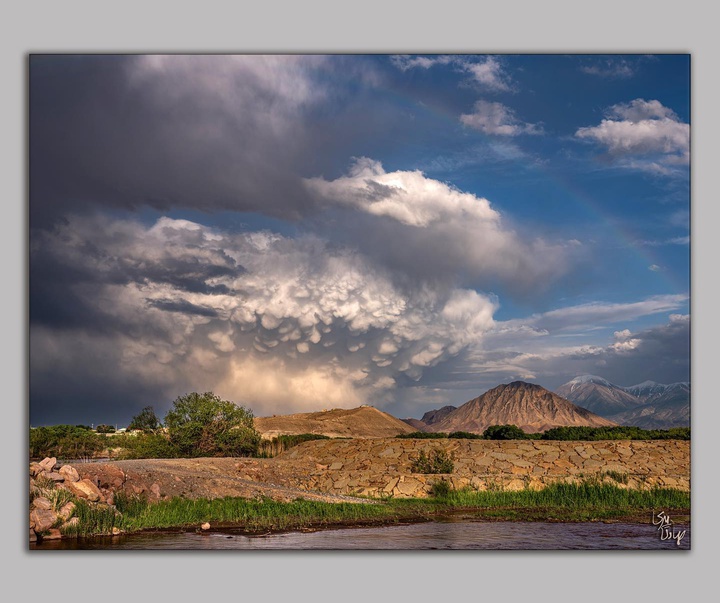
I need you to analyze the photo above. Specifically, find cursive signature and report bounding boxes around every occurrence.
[652,511,686,546]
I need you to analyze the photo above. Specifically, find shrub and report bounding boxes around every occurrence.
[164,392,261,457]
[482,424,529,440]
[430,480,452,498]
[448,431,482,439]
[540,426,690,441]
[257,433,330,457]
[30,425,104,459]
[95,424,115,434]
[396,431,448,439]
[112,432,178,459]
[411,449,455,474]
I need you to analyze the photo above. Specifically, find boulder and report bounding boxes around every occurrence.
[44,472,65,482]
[201,522,211,530]
[30,463,43,477]
[38,457,58,472]
[59,465,80,483]
[32,497,53,511]
[30,508,58,533]
[77,465,125,489]
[29,529,37,543]
[58,501,76,521]
[65,479,102,502]
[43,529,63,540]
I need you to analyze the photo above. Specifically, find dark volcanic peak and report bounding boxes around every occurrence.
[428,381,616,435]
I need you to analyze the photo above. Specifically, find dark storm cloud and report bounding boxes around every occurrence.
[567,315,690,386]
[30,218,243,330]
[30,55,372,228]
[146,298,219,317]
[485,314,691,390]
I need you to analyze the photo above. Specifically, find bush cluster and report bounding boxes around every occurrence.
[32,392,263,460]
[410,449,455,474]
[30,425,104,460]
[396,424,690,441]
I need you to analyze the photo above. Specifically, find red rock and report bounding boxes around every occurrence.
[30,508,58,533]
[59,465,80,483]
[32,497,53,511]
[38,457,58,472]
[65,479,102,502]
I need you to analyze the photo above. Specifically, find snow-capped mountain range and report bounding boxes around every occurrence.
[555,375,689,429]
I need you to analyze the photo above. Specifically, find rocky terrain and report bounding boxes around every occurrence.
[425,381,616,434]
[254,405,416,439]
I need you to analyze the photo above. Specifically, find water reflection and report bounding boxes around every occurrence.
[32,518,691,551]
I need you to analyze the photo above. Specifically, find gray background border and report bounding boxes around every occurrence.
[3,1,716,601]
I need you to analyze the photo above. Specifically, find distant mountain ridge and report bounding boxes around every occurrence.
[554,375,690,429]
[425,381,616,434]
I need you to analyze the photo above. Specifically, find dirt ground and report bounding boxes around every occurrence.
[70,456,370,504]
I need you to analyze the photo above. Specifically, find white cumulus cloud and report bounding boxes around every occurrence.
[460,100,543,136]
[304,158,570,291]
[575,99,689,175]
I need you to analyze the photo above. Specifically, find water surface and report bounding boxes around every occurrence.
[32,518,690,550]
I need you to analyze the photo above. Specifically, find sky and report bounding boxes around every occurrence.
[29,54,690,426]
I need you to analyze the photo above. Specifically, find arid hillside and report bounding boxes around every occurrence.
[428,381,616,434]
[254,405,417,439]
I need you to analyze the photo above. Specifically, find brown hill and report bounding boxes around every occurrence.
[421,405,457,426]
[428,381,617,434]
[401,417,429,431]
[254,406,417,439]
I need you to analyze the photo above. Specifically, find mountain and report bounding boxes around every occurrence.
[555,375,640,416]
[555,376,690,429]
[421,405,457,425]
[624,381,690,405]
[607,399,690,430]
[427,381,616,434]
[401,418,429,431]
[608,382,690,429]
[400,405,458,432]
[254,406,417,439]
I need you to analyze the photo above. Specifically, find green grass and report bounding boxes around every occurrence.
[65,480,690,537]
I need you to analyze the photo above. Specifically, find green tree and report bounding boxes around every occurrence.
[163,392,260,457]
[95,424,115,433]
[127,406,162,432]
[482,424,529,440]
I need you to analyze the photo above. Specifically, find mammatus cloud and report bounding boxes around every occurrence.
[575,99,689,175]
[391,55,514,91]
[31,216,500,419]
[460,100,543,136]
[304,158,570,291]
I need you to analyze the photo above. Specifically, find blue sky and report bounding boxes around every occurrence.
[29,54,690,424]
